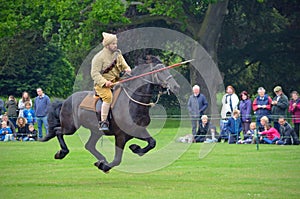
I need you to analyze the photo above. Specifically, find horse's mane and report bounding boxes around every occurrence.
[123,55,163,78]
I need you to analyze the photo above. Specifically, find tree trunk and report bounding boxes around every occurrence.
[190,0,229,124]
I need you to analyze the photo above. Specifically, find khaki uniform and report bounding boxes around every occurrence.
[91,47,130,103]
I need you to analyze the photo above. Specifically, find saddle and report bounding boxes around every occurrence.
[79,87,121,112]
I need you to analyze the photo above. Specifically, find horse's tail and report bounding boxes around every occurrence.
[39,100,63,142]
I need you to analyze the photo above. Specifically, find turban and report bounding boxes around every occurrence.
[102,32,117,46]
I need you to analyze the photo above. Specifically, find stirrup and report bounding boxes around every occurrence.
[99,121,109,132]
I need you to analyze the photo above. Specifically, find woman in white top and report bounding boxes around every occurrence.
[221,85,239,119]
[18,91,32,117]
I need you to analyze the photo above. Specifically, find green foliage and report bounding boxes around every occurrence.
[218,0,300,95]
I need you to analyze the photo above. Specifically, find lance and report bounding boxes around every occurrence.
[113,59,194,85]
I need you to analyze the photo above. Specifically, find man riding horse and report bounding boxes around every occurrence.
[91,32,131,131]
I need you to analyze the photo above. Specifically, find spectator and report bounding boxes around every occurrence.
[0,114,16,136]
[221,85,239,119]
[227,109,243,144]
[34,88,50,138]
[288,91,300,138]
[252,87,272,129]
[239,91,252,134]
[271,86,289,132]
[16,117,29,141]
[5,95,18,127]
[259,124,280,144]
[276,116,299,145]
[194,115,217,143]
[187,85,208,136]
[27,124,38,141]
[239,122,257,144]
[0,98,5,115]
[23,102,35,124]
[258,116,269,132]
[0,121,14,141]
[18,91,32,118]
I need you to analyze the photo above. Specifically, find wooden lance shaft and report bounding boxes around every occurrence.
[113,59,194,85]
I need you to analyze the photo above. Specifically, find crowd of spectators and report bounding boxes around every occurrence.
[0,88,49,142]
[187,84,299,145]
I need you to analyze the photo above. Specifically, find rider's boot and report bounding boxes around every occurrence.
[99,102,111,132]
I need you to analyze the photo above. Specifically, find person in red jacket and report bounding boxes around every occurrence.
[289,91,300,138]
[252,87,273,129]
[259,124,280,144]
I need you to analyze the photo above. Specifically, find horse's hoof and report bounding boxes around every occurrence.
[54,150,69,159]
[94,160,111,173]
[129,144,144,156]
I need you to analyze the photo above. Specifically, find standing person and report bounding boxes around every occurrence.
[226,109,243,144]
[221,85,239,119]
[23,102,35,124]
[34,88,50,138]
[91,32,131,131]
[187,85,208,136]
[0,97,5,115]
[288,91,300,138]
[252,87,272,129]
[271,86,288,132]
[239,91,252,134]
[5,95,18,127]
[18,91,32,118]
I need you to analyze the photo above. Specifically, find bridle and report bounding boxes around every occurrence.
[120,64,172,107]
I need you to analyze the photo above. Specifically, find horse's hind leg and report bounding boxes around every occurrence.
[85,131,108,163]
[54,128,69,159]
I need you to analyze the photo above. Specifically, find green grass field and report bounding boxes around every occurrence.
[0,120,299,199]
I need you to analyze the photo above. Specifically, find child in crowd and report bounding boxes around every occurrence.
[227,109,243,144]
[23,102,35,124]
[26,124,37,141]
[238,122,257,144]
[16,117,29,141]
[0,121,14,141]
[259,124,280,144]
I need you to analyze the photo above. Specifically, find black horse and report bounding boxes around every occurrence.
[41,62,180,173]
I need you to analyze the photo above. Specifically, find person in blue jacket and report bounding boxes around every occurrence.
[227,109,243,144]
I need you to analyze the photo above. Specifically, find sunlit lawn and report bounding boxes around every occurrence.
[0,120,299,199]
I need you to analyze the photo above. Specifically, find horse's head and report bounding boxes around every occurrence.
[150,63,180,94]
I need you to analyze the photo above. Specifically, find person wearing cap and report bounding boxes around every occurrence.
[91,32,131,131]
[271,86,288,132]
[252,87,272,129]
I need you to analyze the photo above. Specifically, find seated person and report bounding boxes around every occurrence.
[16,117,29,141]
[276,116,299,145]
[26,124,38,141]
[226,110,242,144]
[239,122,257,144]
[258,124,280,144]
[0,121,14,141]
[194,115,217,143]
[0,114,16,136]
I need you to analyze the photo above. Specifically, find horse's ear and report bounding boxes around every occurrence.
[151,56,162,64]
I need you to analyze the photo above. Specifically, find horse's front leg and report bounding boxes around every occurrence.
[129,129,156,156]
[95,133,131,173]
[85,131,108,163]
